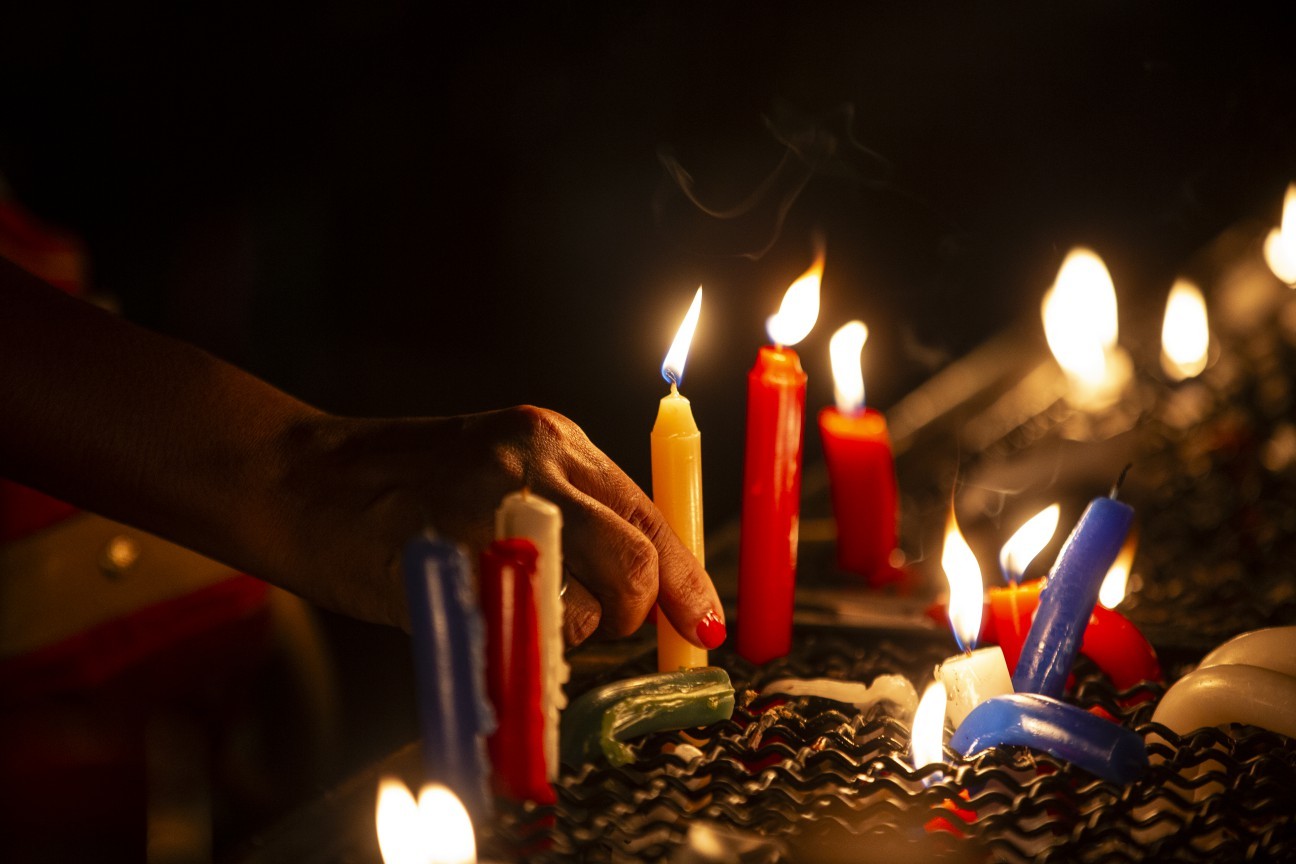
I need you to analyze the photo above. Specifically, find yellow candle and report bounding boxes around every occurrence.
[652,287,707,672]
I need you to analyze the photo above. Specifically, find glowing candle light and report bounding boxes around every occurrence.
[1263,182,1296,286]
[652,287,720,671]
[998,504,1060,586]
[1161,279,1210,381]
[737,251,822,664]
[817,320,901,587]
[1098,526,1137,610]
[1041,247,1131,409]
[931,502,1159,696]
[376,779,477,864]
[910,681,948,777]
[936,510,1013,728]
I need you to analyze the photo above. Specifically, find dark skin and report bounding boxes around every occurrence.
[0,255,724,649]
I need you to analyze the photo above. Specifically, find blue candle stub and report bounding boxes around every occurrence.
[1013,495,1133,697]
[402,529,496,819]
[950,693,1147,784]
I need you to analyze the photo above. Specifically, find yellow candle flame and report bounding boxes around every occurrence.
[998,503,1060,585]
[766,250,823,347]
[1160,278,1209,381]
[662,286,703,387]
[911,681,947,772]
[1042,247,1120,389]
[376,779,476,864]
[829,320,869,414]
[1098,528,1138,609]
[1264,182,1296,285]
[942,508,984,653]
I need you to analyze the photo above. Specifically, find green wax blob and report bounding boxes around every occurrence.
[560,666,735,767]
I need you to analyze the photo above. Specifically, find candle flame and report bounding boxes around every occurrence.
[766,250,823,347]
[662,287,703,387]
[942,508,984,653]
[829,320,869,414]
[1041,247,1121,391]
[1161,279,1209,381]
[911,681,947,774]
[1098,526,1138,609]
[376,779,476,864]
[1263,182,1296,285]
[998,504,1060,585]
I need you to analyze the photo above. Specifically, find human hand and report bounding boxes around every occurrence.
[279,406,725,649]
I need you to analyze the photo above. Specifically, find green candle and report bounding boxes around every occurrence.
[560,667,735,767]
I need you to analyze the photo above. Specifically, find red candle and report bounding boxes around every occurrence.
[934,579,1162,697]
[478,538,554,804]
[738,253,822,664]
[817,320,900,587]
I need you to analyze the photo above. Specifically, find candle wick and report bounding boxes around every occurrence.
[1109,462,1134,499]
[670,381,679,396]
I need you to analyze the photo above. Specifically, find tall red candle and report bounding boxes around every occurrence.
[478,538,553,804]
[818,320,899,587]
[738,253,821,664]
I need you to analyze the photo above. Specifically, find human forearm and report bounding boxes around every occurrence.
[0,256,323,593]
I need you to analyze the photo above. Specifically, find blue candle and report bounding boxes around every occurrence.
[950,693,1147,784]
[1012,494,1133,697]
[402,529,496,819]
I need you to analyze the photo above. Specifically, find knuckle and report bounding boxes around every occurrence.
[513,404,569,440]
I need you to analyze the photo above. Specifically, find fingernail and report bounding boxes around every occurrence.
[695,610,726,650]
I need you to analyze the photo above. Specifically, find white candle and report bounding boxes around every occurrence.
[938,508,1014,729]
[937,647,1013,729]
[1150,664,1296,740]
[1151,625,1296,740]
[495,490,567,782]
[1197,625,1296,677]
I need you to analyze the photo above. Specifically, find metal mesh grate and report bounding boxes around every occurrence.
[490,635,1296,862]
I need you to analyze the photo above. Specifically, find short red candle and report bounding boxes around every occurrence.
[738,345,807,664]
[941,580,1161,698]
[479,538,554,804]
[928,580,1161,697]
[986,579,1046,677]
[817,406,900,587]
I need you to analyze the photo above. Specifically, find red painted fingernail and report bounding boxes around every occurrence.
[695,610,727,650]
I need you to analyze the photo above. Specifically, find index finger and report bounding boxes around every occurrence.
[562,440,726,651]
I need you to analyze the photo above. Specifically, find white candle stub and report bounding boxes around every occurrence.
[495,490,568,783]
[937,646,1014,729]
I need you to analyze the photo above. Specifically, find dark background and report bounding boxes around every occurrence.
[3,1,1296,854]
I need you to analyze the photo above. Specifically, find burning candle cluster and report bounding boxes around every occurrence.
[373,183,1296,860]
[916,478,1159,785]
[738,248,903,663]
